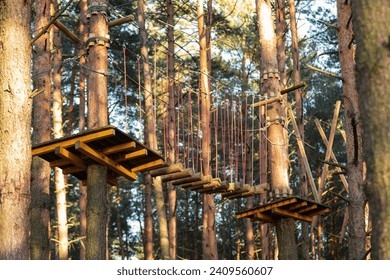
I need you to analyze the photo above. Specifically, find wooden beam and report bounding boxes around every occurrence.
[254,212,274,223]
[101,141,136,155]
[50,158,71,168]
[314,118,349,193]
[131,159,166,173]
[54,20,80,44]
[32,128,116,156]
[281,82,307,94]
[55,146,86,169]
[108,15,134,28]
[171,172,202,186]
[251,96,283,108]
[161,169,193,183]
[117,149,148,162]
[319,101,341,195]
[297,205,318,214]
[287,201,308,211]
[179,175,213,189]
[272,207,313,223]
[62,166,85,175]
[288,107,320,202]
[75,141,137,181]
[149,163,184,177]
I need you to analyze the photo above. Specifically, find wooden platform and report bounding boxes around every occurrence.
[236,196,330,223]
[32,126,166,184]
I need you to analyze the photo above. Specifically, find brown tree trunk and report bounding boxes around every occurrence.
[288,0,309,259]
[197,0,218,260]
[337,0,366,260]
[138,0,155,260]
[166,0,177,260]
[351,0,390,259]
[31,0,52,260]
[52,1,68,259]
[86,0,109,260]
[256,0,297,260]
[0,0,32,260]
[78,0,88,260]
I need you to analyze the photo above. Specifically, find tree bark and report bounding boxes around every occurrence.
[78,0,88,260]
[138,0,155,260]
[86,0,109,260]
[52,2,68,259]
[256,0,297,260]
[288,0,309,259]
[351,0,390,260]
[166,0,177,260]
[0,0,32,260]
[31,0,52,260]
[197,0,218,260]
[337,0,366,260]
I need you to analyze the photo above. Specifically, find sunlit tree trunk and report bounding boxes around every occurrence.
[0,0,32,260]
[351,0,390,260]
[86,0,109,260]
[197,0,218,260]
[31,0,52,260]
[256,0,297,260]
[52,0,68,259]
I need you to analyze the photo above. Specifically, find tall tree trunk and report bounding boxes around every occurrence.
[288,0,309,259]
[166,0,177,260]
[78,0,88,260]
[337,0,365,260]
[31,0,52,260]
[241,37,255,260]
[138,0,156,260]
[0,0,32,260]
[351,0,390,259]
[256,0,297,260]
[86,0,109,260]
[52,1,68,259]
[197,0,218,260]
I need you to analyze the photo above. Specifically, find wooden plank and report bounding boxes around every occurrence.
[32,128,116,156]
[161,169,193,182]
[272,207,313,223]
[101,141,136,155]
[236,198,298,219]
[149,163,184,177]
[319,100,341,195]
[287,201,308,211]
[117,149,148,162]
[288,107,320,203]
[297,205,318,214]
[131,159,166,173]
[75,141,137,181]
[314,118,349,193]
[179,175,212,189]
[171,172,202,186]
[254,212,274,223]
[55,146,86,169]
